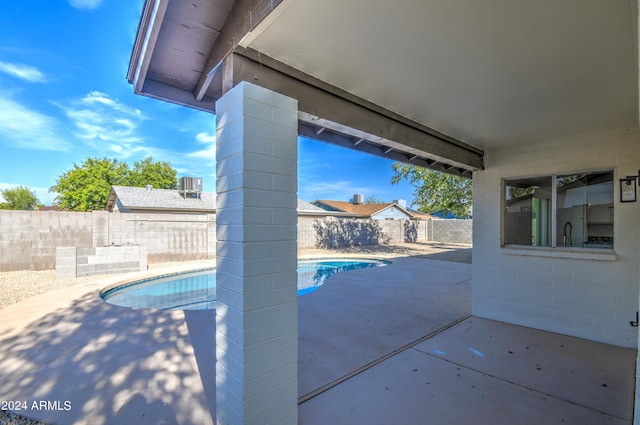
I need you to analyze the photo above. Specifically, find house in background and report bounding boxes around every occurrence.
[107,185,336,218]
[312,195,429,220]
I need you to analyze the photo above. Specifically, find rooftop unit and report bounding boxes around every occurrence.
[179,177,202,199]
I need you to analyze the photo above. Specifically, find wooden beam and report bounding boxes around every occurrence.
[194,62,222,102]
[193,0,284,100]
[298,123,472,178]
[231,48,484,171]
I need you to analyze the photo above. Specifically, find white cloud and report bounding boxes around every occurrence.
[80,91,144,118]
[195,132,216,144]
[0,61,46,83]
[0,97,70,151]
[67,0,103,10]
[188,132,216,162]
[62,92,145,154]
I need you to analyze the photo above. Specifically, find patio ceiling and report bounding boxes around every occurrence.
[128,0,638,176]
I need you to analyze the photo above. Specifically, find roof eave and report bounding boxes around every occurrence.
[126,0,168,94]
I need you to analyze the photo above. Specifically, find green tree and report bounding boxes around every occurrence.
[128,157,178,190]
[51,157,129,211]
[0,185,40,210]
[391,163,472,218]
[50,156,178,211]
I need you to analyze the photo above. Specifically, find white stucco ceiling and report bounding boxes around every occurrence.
[245,0,638,150]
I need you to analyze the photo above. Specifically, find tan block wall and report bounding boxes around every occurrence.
[0,210,215,271]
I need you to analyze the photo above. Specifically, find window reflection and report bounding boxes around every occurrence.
[556,172,613,248]
[504,171,613,249]
[504,177,552,246]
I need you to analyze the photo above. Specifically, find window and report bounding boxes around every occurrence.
[504,171,614,249]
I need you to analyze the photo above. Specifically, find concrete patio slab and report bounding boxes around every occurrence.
[413,317,635,420]
[299,317,636,425]
[298,257,471,398]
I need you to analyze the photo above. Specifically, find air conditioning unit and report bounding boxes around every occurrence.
[179,177,202,197]
[352,194,364,204]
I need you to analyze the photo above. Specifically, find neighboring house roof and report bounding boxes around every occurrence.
[312,200,428,219]
[107,186,341,216]
[313,200,394,217]
[106,186,216,213]
[297,199,339,216]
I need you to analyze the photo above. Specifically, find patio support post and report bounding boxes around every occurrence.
[215,82,299,425]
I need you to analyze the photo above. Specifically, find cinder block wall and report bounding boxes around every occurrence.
[473,127,640,348]
[430,219,472,245]
[297,216,468,249]
[56,245,148,278]
[103,212,216,263]
[1,211,467,270]
[0,210,215,271]
[0,210,93,271]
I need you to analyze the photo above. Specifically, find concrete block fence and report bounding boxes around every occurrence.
[297,216,472,249]
[56,245,148,278]
[0,210,470,271]
[0,210,216,272]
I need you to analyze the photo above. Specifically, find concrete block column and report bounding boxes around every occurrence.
[215,82,298,425]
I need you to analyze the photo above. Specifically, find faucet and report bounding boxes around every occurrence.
[563,222,572,247]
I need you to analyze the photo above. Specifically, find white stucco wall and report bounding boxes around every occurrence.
[472,128,640,348]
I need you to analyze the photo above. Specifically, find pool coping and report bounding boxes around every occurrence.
[99,256,392,308]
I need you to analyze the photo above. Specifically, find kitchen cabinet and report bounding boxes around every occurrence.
[586,204,613,224]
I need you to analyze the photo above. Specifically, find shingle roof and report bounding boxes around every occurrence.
[107,186,216,212]
[313,200,435,219]
[297,199,332,215]
[107,186,336,216]
[313,200,393,216]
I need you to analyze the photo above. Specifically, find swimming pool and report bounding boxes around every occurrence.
[101,258,389,310]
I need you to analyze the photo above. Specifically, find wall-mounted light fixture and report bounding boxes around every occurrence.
[620,173,638,202]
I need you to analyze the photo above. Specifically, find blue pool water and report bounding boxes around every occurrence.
[101,259,389,310]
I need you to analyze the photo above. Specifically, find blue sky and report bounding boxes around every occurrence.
[0,0,416,207]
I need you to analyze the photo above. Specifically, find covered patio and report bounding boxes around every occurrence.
[0,253,634,424]
[126,0,640,424]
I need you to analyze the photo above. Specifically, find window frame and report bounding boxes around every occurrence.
[501,169,615,252]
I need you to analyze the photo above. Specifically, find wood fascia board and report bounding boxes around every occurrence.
[142,80,216,113]
[193,0,284,100]
[227,48,484,171]
[127,0,169,94]
[298,119,474,177]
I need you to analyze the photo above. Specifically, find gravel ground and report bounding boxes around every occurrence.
[0,242,470,425]
[0,261,207,310]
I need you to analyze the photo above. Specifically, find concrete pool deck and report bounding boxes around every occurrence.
[0,254,636,424]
